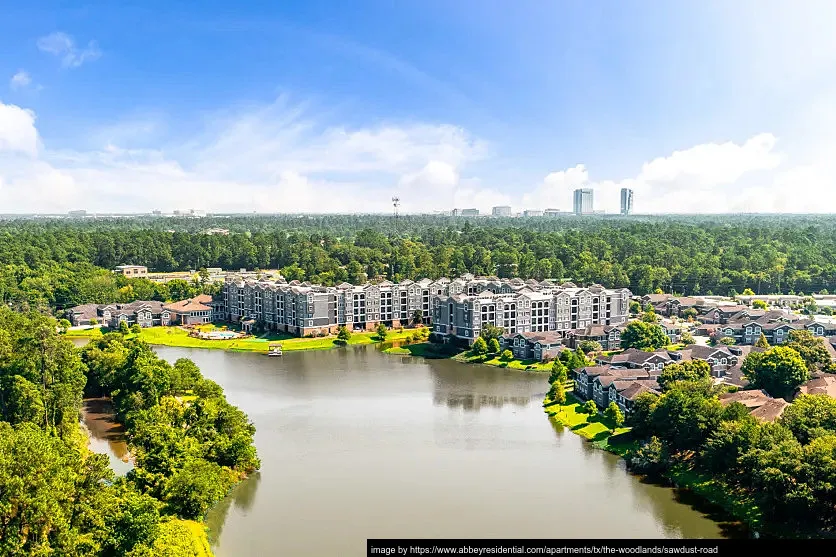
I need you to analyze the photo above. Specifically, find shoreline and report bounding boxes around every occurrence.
[66,325,428,353]
[542,392,762,537]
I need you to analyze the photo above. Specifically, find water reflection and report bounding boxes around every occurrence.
[81,397,133,476]
[206,472,262,546]
[149,345,730,556]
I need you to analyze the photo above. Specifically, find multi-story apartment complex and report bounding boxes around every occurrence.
[432,279,630,343]
[491,206,512,217]
[221,276,441,336]
[219,274,631,341]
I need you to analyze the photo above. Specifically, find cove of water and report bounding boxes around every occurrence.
[139,345,739,556]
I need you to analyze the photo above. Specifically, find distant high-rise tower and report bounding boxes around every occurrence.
[573,188,594,215]
[620,188,634,215]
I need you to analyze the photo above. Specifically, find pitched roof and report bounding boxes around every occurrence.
[604,348,671,365]
[164,297,213,312]
[619,382,661,401]
[749,399,790,422]
[718,389,772,409]
[796,374,836,398]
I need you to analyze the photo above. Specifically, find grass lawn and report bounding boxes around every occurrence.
[75,325,426,353]
[544,389,633,455]
[65,326,106,338]
[666,466,762,529]
[383,342,446,358]
[451,352,552,372]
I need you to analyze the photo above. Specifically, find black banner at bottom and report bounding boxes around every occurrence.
[367,539,829,556]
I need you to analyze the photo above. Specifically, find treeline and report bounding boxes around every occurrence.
[625,347,836,533]
[3,214,836,299]
[0,261,219,311]
[0,307,259,555]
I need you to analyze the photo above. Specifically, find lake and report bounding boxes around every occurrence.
[141,345,735,556]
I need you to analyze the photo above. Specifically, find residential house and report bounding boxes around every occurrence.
[608,380,661,414]
[164,294,214,325]
[596,348,673,376]
[114,264,148,277]
[719,389,789,422]
[563,324,622,350]
[794,373,836,400]
[500,331,564,361]
[67,301,171,328]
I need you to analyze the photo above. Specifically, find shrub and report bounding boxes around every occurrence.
[582,400,597,414]
[626,437,670,477]
[487,338,501,354]
[471,337,488,356]
[500,349,513,361]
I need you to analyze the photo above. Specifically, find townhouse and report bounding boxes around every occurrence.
[218,273,631,340]
[573,365,661,413]
[562,324,622,350]
[68,300,172,328]
[718,389,790,422]
[499,331,564,361]
[705,314,834,345]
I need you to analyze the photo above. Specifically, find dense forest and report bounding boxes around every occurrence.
[0,307,259,555]
[2,214,836,311]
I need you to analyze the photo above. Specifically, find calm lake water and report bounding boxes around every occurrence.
[141,345,736,556]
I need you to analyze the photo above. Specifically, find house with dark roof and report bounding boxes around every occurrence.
[500,331,564,361]
[699,305,749,324]
[718,389,789,422]
[595,348,673,375]
[794,373,836,400]
[67,301,171,328]
[563,324,622,350]
[608,380,661,414]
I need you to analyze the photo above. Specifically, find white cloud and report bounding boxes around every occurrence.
[37,32,101,68]
[0,98,491,213]
[0,96,833,215]
[0,102,40,156]
[10,71,32,90]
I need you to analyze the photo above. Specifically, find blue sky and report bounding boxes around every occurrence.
[1,0,835,213]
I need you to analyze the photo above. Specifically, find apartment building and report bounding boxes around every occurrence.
[432,279,631,343]
[220,276,440,336]
[219,273,631,340]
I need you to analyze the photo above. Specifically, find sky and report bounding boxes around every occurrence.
[1,0,836,215]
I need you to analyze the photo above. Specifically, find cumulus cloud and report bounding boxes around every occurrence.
[10,71,32,90]
[0,96,832,215]
[0,98,490,213]
[37,32,101,68]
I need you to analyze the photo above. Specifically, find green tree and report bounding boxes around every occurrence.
[780,394,836,444]
[605,401,625,429]
[549,360,568,384]
[742,346,809,399]
[755,333,770,348]
[578,340,603,354]
[582,400,597,414]
[752,299,768,309]
[649,383,724,451]
[620,321,669,351]
[641,311,660,323]
[627,436,669,477]
[58,318,71,333]
[131,323,142,334]
[784,329,831,371]
[336,326,351,344]
[680,331,695,345]
[412,309,423,325]
[626,392,658,439]
[742,288,756,296]
[479,323,504,341]
[119,320,131,334]
[548,380,566,404]
[162,458,235,520]
[375,322,388,340]
[471,337,488,356]
[487,338,501,354]
[657,360,711,391]
[681,308,698,320]
[500,349,513,361]
[629,300,641,314]
[700,413,761,476]
[719,336,736,345]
